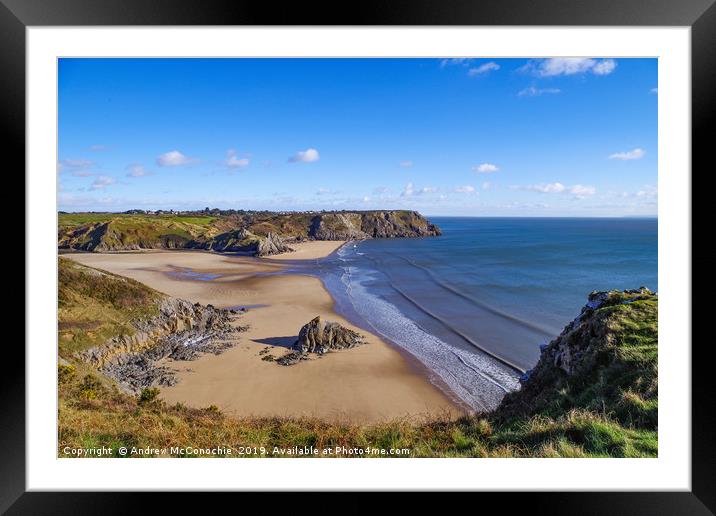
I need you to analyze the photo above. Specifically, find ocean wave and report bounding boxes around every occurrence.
[337,256,519,411]
[387,252,560,337]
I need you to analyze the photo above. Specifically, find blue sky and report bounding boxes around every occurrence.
[58,58,657,216]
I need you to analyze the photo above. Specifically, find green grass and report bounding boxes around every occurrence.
[499,291,658,433]
[58,257,162,356]
[59,212,217,228]
[58,371,657,458]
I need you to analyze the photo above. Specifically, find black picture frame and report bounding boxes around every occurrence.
[4,0,712,510]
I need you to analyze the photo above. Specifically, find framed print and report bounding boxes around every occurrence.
[5,0,714,509]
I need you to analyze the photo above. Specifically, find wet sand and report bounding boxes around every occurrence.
[66,243,463,423]
[266,240,346,260]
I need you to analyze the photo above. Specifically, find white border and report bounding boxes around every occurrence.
[27,27,690,491]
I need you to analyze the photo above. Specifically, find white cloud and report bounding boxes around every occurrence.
[592,59,617,75]
[362,196,371,202]
[650,87,658,94]
[569,184,596,198]
[473,163,499,173]
[225,149,250,168]
[157,150,192,166]
[511,182,596,198]
[525,58,618,77]
[467,62,500,76]
[59,158,94,170]
[516,182,567,193]
[71,170,95,177]
[609,148,645,160]
[634,184,657,199]
[126,164,148,177]
[455,185,476,193]
[518,86,561,97]
[401,183,437,197]
[90,175,115,190]
[316,188,331,195]
[440,58,473,68]
[288,148,320,163]
[482,182,493,190]
[399,160,414,168]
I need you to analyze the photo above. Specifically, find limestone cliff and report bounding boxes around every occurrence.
[58,209,441,255]
[496,288,658,430]
[80,297,244,393]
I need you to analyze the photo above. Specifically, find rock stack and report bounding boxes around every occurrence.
[277,316,364,365]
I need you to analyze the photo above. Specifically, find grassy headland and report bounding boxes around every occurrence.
[58,257,163,356]
[58,209,441,255]
[58,257,658,458]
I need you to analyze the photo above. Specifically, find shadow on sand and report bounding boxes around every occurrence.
[253,336,296,349]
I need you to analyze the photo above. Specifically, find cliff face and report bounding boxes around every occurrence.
[80,297,241,368]
[58,257,245,393]
[84,297,244,392]
[309,211,441,240]
[58,210,441,255]
[202,229,293,256]
[496,288,658,430]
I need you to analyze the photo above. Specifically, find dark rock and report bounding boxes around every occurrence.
[293,316,364,355]
[276,351,308,366]
[307,211,441,240]
[276,317,364,366]
[80,298,246,393]
[256,232,293,256]
[207,229,293,256]
[359,211,442,238]
[309,213,368,240]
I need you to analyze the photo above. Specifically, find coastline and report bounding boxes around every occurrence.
[65,241,465,423]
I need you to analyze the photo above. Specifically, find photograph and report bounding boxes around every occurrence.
[56,57,658,459]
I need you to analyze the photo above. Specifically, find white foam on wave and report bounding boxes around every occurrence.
[340,263,519,411]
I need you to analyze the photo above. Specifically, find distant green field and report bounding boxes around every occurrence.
[58,213,217,229]
[58,213,130,227]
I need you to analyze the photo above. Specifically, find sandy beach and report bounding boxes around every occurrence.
[66,241,463,423]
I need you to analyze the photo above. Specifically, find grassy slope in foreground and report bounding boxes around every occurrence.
[58,259,657,458]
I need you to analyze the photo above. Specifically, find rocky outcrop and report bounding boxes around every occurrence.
[256,232,293,256]
[277,316,364,365]
[308,211,441,240]
[497,287,657,420]
[360,211,442,238]
[80,298,245,392]
[58,210,440,255]
[309,213,367,240]
[206,229,293,256]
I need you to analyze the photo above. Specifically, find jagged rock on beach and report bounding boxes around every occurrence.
[276,351,309,366]
[80,298,246,393]
[277,316,364,366]
[294,316,364,354]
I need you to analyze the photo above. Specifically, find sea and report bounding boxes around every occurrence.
[285,217,658,412]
